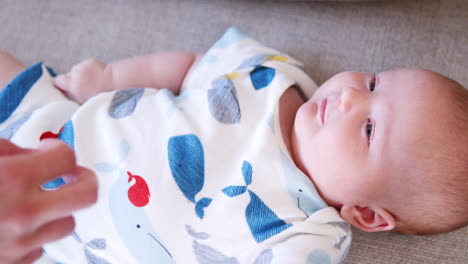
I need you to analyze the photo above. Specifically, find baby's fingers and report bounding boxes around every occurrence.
[53,74,71,91]
[53,74,81,102]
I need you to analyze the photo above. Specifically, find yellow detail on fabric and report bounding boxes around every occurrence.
[227,72,238,80]
[269,55,288,62]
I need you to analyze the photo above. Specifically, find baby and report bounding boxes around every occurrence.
[1,27,467,264]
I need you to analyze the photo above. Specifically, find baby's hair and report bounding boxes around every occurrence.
[394,75,468,235]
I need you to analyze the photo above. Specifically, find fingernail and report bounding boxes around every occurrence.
[62,173,77,184]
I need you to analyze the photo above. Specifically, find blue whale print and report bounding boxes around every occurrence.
[93,140,173,263]
[186,225,239,264]
[58,120,75,150]
[168,134,212,219]
[208,75,241,124]
[108,88,145,119]
[327,220,351,263]
[222,161,292,243]
[108,170,173,263]
[280,150,326,217]
[249,65,275,90]
[253,248,273,264]
[306,249,331,264]
[71,232,110,264]
[41,120,76,190]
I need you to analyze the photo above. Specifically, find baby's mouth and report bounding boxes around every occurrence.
[319,98,327,124]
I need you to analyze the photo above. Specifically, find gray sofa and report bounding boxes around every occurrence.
[1,0,466,263]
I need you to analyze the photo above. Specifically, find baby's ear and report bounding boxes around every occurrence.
[340,205,396,232]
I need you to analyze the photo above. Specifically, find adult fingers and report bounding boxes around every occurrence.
[0,139,32,156]
[0,148,41,191]
[5,139,77,188]
[0,139,20,155]
[12,248,43,264]
[0,167,95,242]
[0,139,75,191]
[33,167,97,226]
[12,216,75,259]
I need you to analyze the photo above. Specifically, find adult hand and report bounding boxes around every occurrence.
[0,139,97,263]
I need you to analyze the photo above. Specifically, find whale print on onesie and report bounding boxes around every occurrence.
[94,140,173,263]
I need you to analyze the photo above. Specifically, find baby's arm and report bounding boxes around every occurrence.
[54,52,199,103]
[0,51,26,91]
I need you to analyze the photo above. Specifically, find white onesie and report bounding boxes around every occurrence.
[0,27,351,264]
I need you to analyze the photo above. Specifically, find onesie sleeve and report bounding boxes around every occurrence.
[0,63,79,147]
[0,63,55,123]
[182,27,317,98]
[255,207,352,264]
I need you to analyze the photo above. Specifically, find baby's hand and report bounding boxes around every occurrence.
[54,58,113,104]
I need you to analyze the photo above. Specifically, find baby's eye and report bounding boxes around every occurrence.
[366,119,374,143]
[369,77,376,92]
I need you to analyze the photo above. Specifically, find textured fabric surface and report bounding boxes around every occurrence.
[0,0,467,263]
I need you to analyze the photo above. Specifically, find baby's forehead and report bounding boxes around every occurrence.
[380,68,446,85]
[379,69,453,113]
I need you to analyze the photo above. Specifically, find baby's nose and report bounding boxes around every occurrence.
[339,86,360,113]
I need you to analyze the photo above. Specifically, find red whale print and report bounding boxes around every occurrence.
[40,126,64,141]
[127,171,151,207]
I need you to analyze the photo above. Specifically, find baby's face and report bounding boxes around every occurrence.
[291,69,448,208]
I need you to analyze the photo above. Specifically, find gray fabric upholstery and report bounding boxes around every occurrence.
[1,0,466,263]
